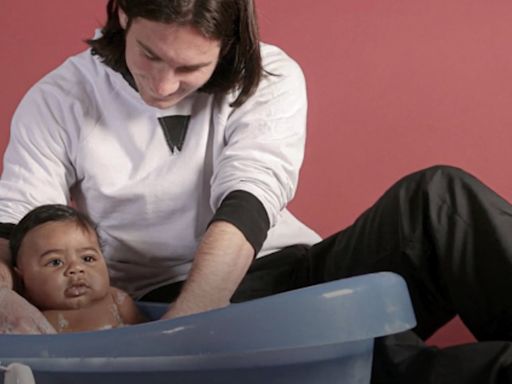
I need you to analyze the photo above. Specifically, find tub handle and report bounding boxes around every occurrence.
[1,363,35,384]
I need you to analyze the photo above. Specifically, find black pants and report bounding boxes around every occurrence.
[143,165,512,383]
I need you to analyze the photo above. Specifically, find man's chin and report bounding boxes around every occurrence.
[143,93,188,109]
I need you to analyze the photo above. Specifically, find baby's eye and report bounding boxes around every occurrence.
[82,255,96,263]
[46,259,63,267]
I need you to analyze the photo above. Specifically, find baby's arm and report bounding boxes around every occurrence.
[110,287,147,325]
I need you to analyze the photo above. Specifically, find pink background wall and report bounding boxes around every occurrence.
[3,0,511,346]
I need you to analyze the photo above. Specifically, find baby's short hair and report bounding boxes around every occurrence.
[10,204,100,267]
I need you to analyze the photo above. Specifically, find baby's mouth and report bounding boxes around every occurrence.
[65,283,89,297]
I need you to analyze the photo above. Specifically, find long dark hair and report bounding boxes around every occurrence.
[88,0,263,108]
[10,204,100,267]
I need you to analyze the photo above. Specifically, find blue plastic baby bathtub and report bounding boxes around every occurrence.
[0,272,415,384]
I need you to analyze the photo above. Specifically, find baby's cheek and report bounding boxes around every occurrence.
[30,286,62,310]
[93,273,111,297]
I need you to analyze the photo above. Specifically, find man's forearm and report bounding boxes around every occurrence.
[164,221,254,319]
[0,238,13,289]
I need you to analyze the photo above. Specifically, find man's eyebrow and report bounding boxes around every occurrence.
[137,40,161,59]
[137,39,214,69]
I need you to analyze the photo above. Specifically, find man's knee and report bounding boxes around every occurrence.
[400,164,476,193]
[412,164,470,181]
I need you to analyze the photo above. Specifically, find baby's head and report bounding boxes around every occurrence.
[10,204,111,311]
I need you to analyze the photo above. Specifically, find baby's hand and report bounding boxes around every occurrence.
[0,287,56,334]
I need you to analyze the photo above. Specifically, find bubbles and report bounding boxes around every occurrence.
[110,302,124,327]
[114,289,127,305]
[57,313,70,332]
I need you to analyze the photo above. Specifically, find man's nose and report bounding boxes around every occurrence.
[151,68,179,97]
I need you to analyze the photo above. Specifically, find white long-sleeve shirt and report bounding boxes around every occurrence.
[0,43,321,298]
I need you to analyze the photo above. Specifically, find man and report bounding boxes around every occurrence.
[0,0,320,329]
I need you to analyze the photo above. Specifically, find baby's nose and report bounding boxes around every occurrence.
[66,261,85,275]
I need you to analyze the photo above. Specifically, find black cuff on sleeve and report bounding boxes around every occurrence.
[0,223,15,240]
[210,190,270,254]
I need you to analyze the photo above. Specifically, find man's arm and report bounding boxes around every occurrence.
[162,221,254,319]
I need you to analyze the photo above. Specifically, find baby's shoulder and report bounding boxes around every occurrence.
[109,287,147,325]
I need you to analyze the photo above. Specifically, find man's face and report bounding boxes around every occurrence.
[15,220,111,311]
[119,10,222,109]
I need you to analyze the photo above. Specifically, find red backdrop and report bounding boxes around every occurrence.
[4,0,511,346]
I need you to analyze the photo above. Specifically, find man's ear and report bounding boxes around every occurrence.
[118,7,129,30]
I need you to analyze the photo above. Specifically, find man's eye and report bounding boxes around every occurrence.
[83,255,96,263]
[177,66,199,74]
[143,51,159,61]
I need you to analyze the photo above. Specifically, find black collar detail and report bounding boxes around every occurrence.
[158,115,191,154]
[119,67,138,91]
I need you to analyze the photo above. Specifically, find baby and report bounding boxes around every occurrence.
[10,204,146,333]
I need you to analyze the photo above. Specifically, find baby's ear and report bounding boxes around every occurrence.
[12,266,25,293]
[13,265,27,283]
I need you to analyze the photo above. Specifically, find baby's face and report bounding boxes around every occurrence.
[15,220,111,311]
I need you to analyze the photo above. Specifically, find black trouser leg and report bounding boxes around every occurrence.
[371,331,512,384]
[300,165,512,384]
[308,165,512,341]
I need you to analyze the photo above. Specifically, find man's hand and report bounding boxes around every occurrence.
[0,286,56,334]
[161,221,254,320]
